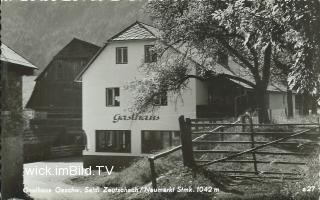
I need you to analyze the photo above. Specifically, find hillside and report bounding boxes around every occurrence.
[1,0,150,74]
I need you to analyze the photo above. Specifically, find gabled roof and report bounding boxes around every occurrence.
[56,38,100,58]
[36,38,100,81]
[1,43,37,69]
[75,21,159,81]
[74,21,287,93]
[108,21,159,41]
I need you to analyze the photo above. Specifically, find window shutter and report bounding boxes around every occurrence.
[116,48,121,64]
[114,88,120,106]
[145,46,150,63]
[123,48,128,63]
[106,88,113,106]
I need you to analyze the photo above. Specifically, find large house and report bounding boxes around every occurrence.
[1,43,37,199]
[75,21,296,168]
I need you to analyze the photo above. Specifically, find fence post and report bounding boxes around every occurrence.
[220,127,224,141]
[249,116,258,174]
[148,158,157,189]
[185,118,196,168]
[179,116,195,168]
[179,115,187,166]
[318,117,320,139]
[241,115,246,132]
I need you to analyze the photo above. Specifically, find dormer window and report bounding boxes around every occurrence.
[116,47,128,64]
[144,45,157,63]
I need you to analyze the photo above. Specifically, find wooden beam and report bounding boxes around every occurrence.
[195,160,307,165]
[193,141,309,145]
[193,131,318,135]
[191,123,320,127]
[193,150,309,156]
[214,170,300,176]
[227,175,302,180]
[199,128,313,166]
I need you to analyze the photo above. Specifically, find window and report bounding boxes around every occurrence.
[144,45,157,63]
[217,51,228,66]
[141,131,180,154]
[116,47,128,64]
[153,92,167,106]
[96,130,131,153]
[106,88,120,107]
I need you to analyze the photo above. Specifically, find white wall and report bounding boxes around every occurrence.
[196,79,208,105]
[269,92,296,121]
[82,40,197,157]
[269,92,286,110]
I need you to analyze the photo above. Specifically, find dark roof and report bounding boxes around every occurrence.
[1,43,37,69]
[36,38,100,81]
[56,38,100,58]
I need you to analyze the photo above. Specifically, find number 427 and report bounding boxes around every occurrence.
[302,186,316,192]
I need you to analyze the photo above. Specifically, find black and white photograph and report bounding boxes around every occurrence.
[1,0,320,199]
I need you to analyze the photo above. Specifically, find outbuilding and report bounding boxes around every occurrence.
[1,43,37,199]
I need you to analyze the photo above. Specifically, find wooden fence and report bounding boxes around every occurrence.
[181,114,320,180]
[50,145,84,158]
[148,114,320,188]
[148,117,238,189]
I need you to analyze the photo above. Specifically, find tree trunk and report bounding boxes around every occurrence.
[311,98,318,114]
[287,89,293,118]
[256,87,270,124]
[302,94,310,115]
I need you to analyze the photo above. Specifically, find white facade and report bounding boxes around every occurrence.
[82,39,197,158]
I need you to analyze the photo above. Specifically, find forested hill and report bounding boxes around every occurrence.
[1,1,150,74]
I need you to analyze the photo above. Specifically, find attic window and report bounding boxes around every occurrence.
[116,47,128,64]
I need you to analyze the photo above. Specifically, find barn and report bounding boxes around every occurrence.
[25,38,100,161]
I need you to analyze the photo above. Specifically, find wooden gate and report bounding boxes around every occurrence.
[179,115,320,180]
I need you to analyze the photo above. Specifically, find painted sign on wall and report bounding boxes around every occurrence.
[113,114,160,123]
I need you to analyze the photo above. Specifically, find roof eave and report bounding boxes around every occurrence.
[74,43,109,82]
[109,38,156,42]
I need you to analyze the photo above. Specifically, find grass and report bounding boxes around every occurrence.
[66,150,184,188]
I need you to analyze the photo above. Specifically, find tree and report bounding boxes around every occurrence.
[131,0,309,123]
[273,0,320,115]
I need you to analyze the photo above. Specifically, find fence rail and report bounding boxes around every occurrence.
[50,145,84,158]
[181,114,320,179]
[147,114,319,189]
[147,116,238,189]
